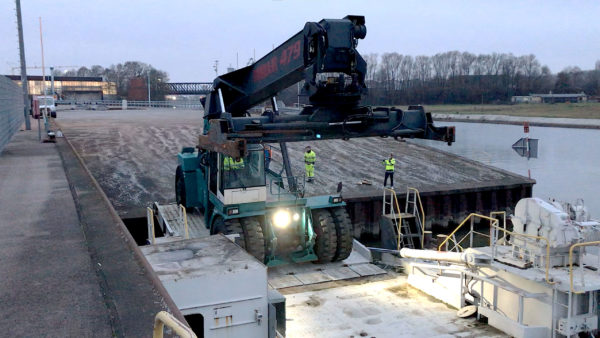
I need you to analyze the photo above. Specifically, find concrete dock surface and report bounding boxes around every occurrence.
[0,121,178,336]
[0,123,113,336]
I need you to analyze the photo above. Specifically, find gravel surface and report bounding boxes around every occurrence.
[57,108,529,216]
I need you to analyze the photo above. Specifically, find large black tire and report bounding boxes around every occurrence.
[330,207,354,261]
[211,216,265,262]
[311,209,338,263]
[240,217,266,262]
[212,216,242,235]
[175,165,186,207]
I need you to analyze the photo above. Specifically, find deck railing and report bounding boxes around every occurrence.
[153,311,196,338]
[438,212,555,284]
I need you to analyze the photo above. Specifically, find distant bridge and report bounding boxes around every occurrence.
[165,82,213,95]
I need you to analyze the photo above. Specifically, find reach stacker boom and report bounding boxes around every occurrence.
[175,15,455,266]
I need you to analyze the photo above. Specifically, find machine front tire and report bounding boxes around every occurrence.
[175,165,186,207]
[330,207,353,261]
[240,217,266,262]
[211,216,265,263]
[312,209,338,263]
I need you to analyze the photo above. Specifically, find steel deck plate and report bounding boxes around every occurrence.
[269,275,304,289]
[323,266,361,280]
[349,263,386,277]
[295,271,333,285]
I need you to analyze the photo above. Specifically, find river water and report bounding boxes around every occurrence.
[413,121,600,214]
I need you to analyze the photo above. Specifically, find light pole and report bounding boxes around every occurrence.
[50,66,54,97]
[147,68,151,107]
[15,0,31,130]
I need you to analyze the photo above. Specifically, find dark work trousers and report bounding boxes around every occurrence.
[384,171,394,187]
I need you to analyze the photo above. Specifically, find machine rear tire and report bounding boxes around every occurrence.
[175,165,186,207]
[312,209,337,263]
[330,207,353,261]
[240,217,266,262]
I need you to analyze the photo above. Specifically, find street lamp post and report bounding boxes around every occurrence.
[16,0,31,130]
[50,66,54,97]
[147,69,151,107]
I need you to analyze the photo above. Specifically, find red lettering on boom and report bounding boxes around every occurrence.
[254,40,301,83]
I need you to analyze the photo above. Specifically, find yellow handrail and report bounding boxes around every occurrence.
[179,204,190,239]
[153,311,197,338]
[407,187,426,248]
[384,188,403,251]
[568,241,600,294]
[437,213,499,251]
[440,234,464,252]
[147,207,156,244]
[438,212,555,285]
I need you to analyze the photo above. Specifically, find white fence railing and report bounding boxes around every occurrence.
[56,99,203,110]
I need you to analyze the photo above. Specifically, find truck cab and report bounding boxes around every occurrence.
[34,95,57,118]
[217,144,267,205]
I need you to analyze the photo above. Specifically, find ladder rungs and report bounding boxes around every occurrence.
[384,213,415,220]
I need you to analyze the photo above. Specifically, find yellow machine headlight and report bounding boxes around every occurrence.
[293,213,300,221]
[273,209,292,228]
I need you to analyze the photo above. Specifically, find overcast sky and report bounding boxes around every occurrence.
[1,0,599,82]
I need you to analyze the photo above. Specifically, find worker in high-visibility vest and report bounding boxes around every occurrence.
[304,146,316,182]
[223,156,245,171]
[382,153,396,188]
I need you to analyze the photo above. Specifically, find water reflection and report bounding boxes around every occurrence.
[413,122,600,214]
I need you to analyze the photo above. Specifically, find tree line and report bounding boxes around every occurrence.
[54,61,169,100]
[54,55,600,105]
[361,52,600,105]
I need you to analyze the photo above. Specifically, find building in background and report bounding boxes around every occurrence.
[127,77,147,101]
[511,92,588,104]
[5,75,117,101]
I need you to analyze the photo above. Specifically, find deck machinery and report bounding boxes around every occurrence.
[176,15,454,266]
[402,197,600,337]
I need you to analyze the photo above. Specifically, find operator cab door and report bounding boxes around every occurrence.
[217,144,267,205]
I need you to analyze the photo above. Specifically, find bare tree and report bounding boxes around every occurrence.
[459,52,476,76]
[364,53,379,83]
[399,55,415,90]
[90,65,104,77]
[76,66,91,77]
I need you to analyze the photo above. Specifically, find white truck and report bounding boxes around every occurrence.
[35,95,57,118]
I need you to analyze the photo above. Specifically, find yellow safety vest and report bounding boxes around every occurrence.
[304,150,316,165]
[383,158,395,172]
[224,157,244,171]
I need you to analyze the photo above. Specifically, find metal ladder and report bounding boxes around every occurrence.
[382,188,424,249]
[405,188,425,248]
[399,217,418,249]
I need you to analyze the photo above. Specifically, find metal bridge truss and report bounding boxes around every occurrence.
[165,82,213,95]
